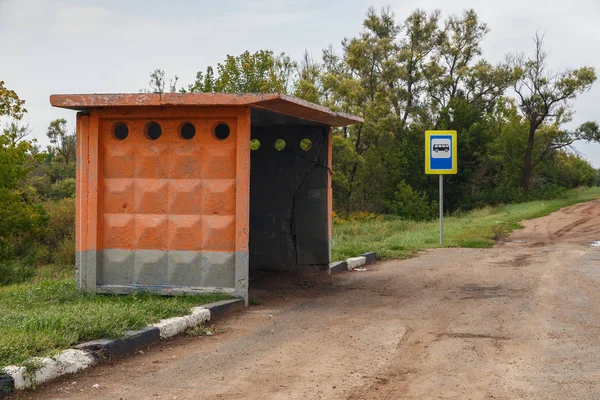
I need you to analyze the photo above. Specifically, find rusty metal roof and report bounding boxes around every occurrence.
[49,93,363,127]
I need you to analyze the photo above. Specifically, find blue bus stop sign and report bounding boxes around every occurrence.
[425,130,457,175]
[425,130,457,245]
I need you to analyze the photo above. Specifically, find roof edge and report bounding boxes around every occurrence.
[49,93,363,127]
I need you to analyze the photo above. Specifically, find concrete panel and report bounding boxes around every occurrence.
[99,249,134,285]
[201,252,235,288]
[134,250,168,285]
[96,250,238,290]
[167,179,202,214]
[75,251,81,290]
[235,251,249,302]
[167,251,203,286]
[76,250,97,293]
[167,215,203,251]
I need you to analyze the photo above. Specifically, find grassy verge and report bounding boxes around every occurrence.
[332,187,600,261]
[0,279,230,368]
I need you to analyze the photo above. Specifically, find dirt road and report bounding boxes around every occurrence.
[20,200,600,399]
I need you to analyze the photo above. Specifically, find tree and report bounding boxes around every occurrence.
[2,120,31,145]
[294,51,322,103]
[46,119,76,166]
[0,81,26,120]
[426,10,518,124]
[0,86,46,278]
[187,50,297,94]
[143,69,179,94]
[513,34,597,193]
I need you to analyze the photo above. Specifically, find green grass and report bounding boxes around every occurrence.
[332,187,600,261]
[0,279,230,368]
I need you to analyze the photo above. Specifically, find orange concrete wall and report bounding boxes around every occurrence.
[77,107,248,253]
[76,106,250,294]
[100,116,237,252]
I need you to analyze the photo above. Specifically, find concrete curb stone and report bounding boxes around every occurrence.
[346,256,367,270]
[74,327,161,359]
[328,252,376,274]
[361,252,377,264]
[205,299,245,320]
[0,298,244,396]
[0,373,14,398]
[328,261,348,274]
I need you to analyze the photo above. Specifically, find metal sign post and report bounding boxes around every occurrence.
[425,130,457,245]
[439,174,443,244]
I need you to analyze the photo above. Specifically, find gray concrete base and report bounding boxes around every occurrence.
[98,249,236,288]
[96,284,237,296]
[77,249,248,302]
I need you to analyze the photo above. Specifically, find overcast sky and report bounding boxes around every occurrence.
[1,0,599,166]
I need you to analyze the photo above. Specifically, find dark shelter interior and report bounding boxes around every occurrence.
[249,109,331,274]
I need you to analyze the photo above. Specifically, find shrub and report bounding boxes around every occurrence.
[49,178,76,200]
[387,180,438,221]
[0,258,37,285]
[54,234,76,267]
[42,198,76,267]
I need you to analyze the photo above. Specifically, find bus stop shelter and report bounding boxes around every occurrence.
[50,93,363,303]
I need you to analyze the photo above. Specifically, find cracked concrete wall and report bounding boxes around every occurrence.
[249,125,330,272]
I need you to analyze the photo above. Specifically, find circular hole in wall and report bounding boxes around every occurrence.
[180,123,196,140]
[275,139,286,151]
[214,123,230,140]
[145,121,162,140]
[300,138,312,151]
[113,122,128,140]
[250,139,261,150]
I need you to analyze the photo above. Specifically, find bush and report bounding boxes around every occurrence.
[41,198,76,267]
[529,183,568,200]
[49,178,76,200]
[387,180,438,221]
[0,258,37,285]
[54,234,76,267]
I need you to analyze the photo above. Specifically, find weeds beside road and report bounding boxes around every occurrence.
[332,187,600,261]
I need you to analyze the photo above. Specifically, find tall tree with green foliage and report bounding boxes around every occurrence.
[513,34,598,194]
